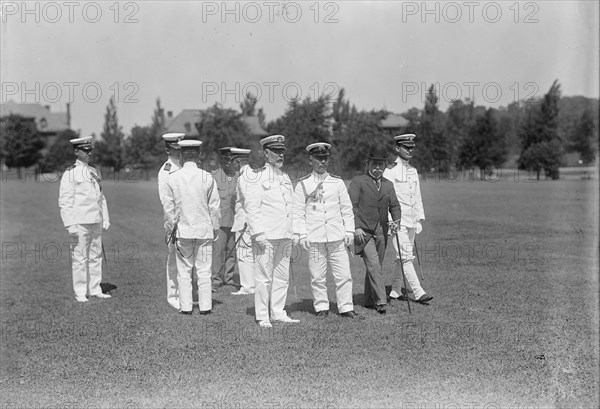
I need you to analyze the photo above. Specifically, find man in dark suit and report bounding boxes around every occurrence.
[348,145,402,314]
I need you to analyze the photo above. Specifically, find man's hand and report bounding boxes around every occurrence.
[292,235,300,247]
[354,228,367,244]
[67,226,78,241]
[344,232,354,246]
[299,238,311,251]
[254,234,267,249]
[102,221,110,231]
[415,221,422,235]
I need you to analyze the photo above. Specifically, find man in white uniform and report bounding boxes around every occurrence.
[58,136,111,302]
[246,135,299,328]
[383,134,433,304]
[230,148,256,296]
[163,140,221,315]
[293,142,358,318]
[157,132,185,309]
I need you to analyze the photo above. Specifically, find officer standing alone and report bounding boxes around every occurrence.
[58,136,111,302]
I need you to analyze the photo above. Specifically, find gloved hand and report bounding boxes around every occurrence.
[299,238,311,251]
[254,234,267,249]
[102,221,110,231]
[415,221,422,235]
[67,226,78,241]
[354,228,367,244]
[344,232,354,246]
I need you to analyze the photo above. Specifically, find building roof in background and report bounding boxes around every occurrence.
[0,100,69,133]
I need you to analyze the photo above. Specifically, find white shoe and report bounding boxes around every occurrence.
[389,290,400,299]
[168,299,181,309]
[93,293,111,299]
[258,320,272,328]
[75,296,88,303]
[273,316,300,324]
[231,289,254,295]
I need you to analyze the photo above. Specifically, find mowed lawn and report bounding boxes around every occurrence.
[1,170,598,408]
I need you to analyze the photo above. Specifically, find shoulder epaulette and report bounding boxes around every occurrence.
[329,173,342,179]
[387,162,397,169]
[163,163,172,172]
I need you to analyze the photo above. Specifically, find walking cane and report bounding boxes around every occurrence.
[391,223,411,314]
[215,223,248,279]
[101,243,111,276]
[414,239,425,281]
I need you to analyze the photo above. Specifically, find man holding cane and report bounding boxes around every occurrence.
[383,134,433,304]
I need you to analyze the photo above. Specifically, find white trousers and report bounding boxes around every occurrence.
[392,226,425,300]
[308,240,354,314]
[253,239,291,321]
[236,230,255,292]
[70,223,103,298]
[175,238,212,312]
[166,242,179,308]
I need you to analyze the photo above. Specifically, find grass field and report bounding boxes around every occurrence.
[1,169,598,408]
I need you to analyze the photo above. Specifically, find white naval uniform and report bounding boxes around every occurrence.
[58,159,109,299]
[158,157,181,309]
[383,157,426,300]
[231,164,259,293]
[245,163,294,322]
[293,171,355,314]
[163,162,221,312]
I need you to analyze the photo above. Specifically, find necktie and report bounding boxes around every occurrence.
[376,178,381,191]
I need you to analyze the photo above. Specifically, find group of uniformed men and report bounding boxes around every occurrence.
[59,132,433,327]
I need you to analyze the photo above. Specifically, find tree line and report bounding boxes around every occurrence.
[0,80,597,180]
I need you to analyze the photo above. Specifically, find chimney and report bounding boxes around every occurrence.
[167,111,173,118]
[66,103,71,128]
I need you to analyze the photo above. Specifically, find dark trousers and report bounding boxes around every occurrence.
[360,225,387,306]
[211,226,236,286]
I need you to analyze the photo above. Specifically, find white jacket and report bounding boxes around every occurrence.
[163,162,221,239]
[293,171,354,242]
[382,157,425,227]
[245,163,293,240]
[58,160,109,227]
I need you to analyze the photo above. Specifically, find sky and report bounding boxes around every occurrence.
[1,0,598,138]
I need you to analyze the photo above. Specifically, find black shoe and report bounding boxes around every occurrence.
[340,311,358,318]
[376,305,387,314]
[179,310,192,315]
[316,310,329,318]
[417,294,433,304]
[199,310,212,315]
[364,304,376,310]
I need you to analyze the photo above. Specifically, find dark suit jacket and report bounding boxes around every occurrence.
[348,174,402,254]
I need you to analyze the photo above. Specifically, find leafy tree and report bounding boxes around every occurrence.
[194,103,252,164]
[0,114,45,170]
[568,107,597,164]
[123,125,156,169]
[266,96,332,177]
[415,85,445,172]
[517,80,564,179]
[40,129,79,172]
[446,99,475,165]
[94,97,125,171]
[458,108,507,177]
